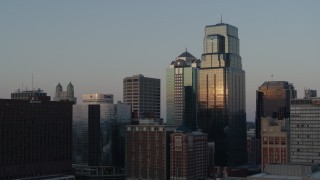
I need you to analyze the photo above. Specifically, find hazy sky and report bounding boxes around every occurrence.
[1,0,319,121]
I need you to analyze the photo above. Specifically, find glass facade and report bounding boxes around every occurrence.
[166,51,199,130]
[73,101,131,168]
[255,81,296,139]
[198,23,247,166]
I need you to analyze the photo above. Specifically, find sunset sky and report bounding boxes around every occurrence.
[1,0,319,121]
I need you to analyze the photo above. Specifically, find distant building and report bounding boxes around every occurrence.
[304,89,317,99]
[72,94,131,179]
[123,74,160,119]
[261,117,289,171]
[247,128,259,164]
[170,126,208,179]
[53,82,77,104]
[0,99,73,179]
[11,88,50,101]
[166,50,199,130]
[126,119,175,180]
[82,93,113,104]
[255,81,296,139]
[290,98,320,164]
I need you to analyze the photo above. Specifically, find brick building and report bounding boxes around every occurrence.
[170,125,208,179]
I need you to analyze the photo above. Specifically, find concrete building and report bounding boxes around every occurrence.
[72,94,131,179]
[197,22,247,166]
[166,50,200,130]
[125,119,175,180]
[290,98,320,164]
[53,82,77,104]
[170,125,208,179]
[123,74,160,119]
[261,117,289,171]
[0,99,73,179]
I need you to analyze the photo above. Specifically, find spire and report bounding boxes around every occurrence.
[220,14,223,24]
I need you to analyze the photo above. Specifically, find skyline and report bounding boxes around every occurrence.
[1,1,320,121]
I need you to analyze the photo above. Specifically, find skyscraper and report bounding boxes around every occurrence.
[255,81,296,139]
[198,22,247,166]
[166,50,200,130]
[123,74,160,119]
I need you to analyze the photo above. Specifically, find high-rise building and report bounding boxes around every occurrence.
[256,81,296,139]
[170,126,208,179]
[166,50,200,130]
[125,120,175,180]
[197,22,247,166]
[53,82,77,104]
[261,117,289,171]
[290,98,320,164]
[72,94,131,179]
[123,74,160,119]
[0,99,73,179]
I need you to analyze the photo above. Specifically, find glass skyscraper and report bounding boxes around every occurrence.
[198,23,247,166]
[166,50,199,130]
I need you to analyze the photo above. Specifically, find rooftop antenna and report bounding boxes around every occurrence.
[220,14,223,24]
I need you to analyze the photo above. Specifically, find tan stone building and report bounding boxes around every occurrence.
[261,117,289,171]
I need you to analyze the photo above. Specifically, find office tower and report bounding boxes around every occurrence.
[197,22,247,165]
[72,94,131,178]
[256,81,296,139]
[11,88,50,101]
[126,120,176,180]
[0,99,73,179]
[53,82,77,104]
[290,98,320,164]
[123,74,160,119]
[261,117,289,171]
[166,50,200,130]
[304,89,317,99]
[170,126,208,179]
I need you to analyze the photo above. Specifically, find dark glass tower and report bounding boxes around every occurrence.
[166,50,200,130]
[198,23,247,166]
[255,81,296,139]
